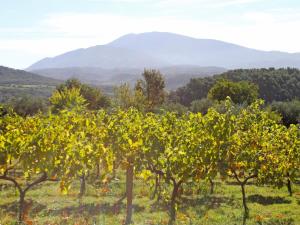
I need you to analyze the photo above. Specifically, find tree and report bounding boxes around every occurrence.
[50,87,86,113]
[107,109,145,224]
[271,100,300,126]
[223,100,285,221]
[0,113,59,222]
[141,112,215,225]
[197,101,237,194]
[208,79,258,105]
[268,124,300,196]
[57,78,111,110]
[136,69,166,111]
[190,98,214,114]
[51,109,112,198]
[169,68,300,106]
[113,83,146,111]
[8,96,48,117]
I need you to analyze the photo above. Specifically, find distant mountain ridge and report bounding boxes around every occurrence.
[28,32,300,70]
[0,66,60,85]
[31,66,226,90]
[29,45,166,70]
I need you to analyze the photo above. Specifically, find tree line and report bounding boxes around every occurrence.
[170,68,300,104]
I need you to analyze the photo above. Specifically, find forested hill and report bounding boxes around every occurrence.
[0,66,60,85]
[171,68,300,105]
[0,66,61,102]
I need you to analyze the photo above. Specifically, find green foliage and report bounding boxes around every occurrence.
[225,100,285,185]
[50,88,87,113]
[136,69,166,111]
[208,79,258,104]
[155,102,188,115]
[190,98,214,114]
[271,100,300,126]
[0,66,60,86]
[57,79,111,110]
[113,83,146,111]
[6,96,48,117]
[0,104,10,117]
[0,97,299,224]
[0,66,60,103]
[171,68,300,106]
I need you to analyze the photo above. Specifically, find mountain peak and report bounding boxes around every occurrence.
[28,32,300,70]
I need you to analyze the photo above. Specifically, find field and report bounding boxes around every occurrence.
[1,172,299,225]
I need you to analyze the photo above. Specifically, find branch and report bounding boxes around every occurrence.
[23,172,47,193]
[3,160,20,177]
[46,178,59,182]
[232,169,242,185]
[147,165,165,177]
[243,174,257,185]
[0,175,22,193]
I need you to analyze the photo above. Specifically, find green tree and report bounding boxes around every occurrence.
[223,100,285,220]
[190,98,214,114]
[113,83,146,111]
[170,68,300,106]
[208,79,258,104]
[50,87,86,113]
[107,109,145,224]
[0,113,60,222]
[269,124,300,196]
[141,112,216,225]
[57,78,111,110]
[8,96,48,117]
[51,109,112,198]
[136,69,166,110]
[271,100,300,126]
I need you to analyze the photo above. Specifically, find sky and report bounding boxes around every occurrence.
[1,0,300,69]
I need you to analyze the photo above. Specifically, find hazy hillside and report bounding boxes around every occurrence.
[0,66,61,102]
[31,66,226,90]
[0,66,60,85]
[28,45,167,70]
[109,32,300,68]
[28,32,300,71]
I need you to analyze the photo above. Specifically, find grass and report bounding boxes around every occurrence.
[0,173,299,225]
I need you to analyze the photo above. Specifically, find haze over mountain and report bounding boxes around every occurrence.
[28,32,300,71]
[31,66,226,90]
[0,66,59,85]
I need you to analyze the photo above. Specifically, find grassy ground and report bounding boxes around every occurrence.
[0,173,299,225]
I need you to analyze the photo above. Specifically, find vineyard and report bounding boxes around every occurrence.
[0,97,299,225]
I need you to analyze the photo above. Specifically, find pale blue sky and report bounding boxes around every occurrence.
[1,0,300,68]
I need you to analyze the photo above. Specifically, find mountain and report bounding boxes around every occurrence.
[28,32,300,71]
[28,45,167,70]
[31,66,226,90]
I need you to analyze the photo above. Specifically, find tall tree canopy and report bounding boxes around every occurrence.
[170,68,300,106]
[208,79,258,104]
[271,100,300,126]
[135,69,166,111]
[57,78,111,110]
